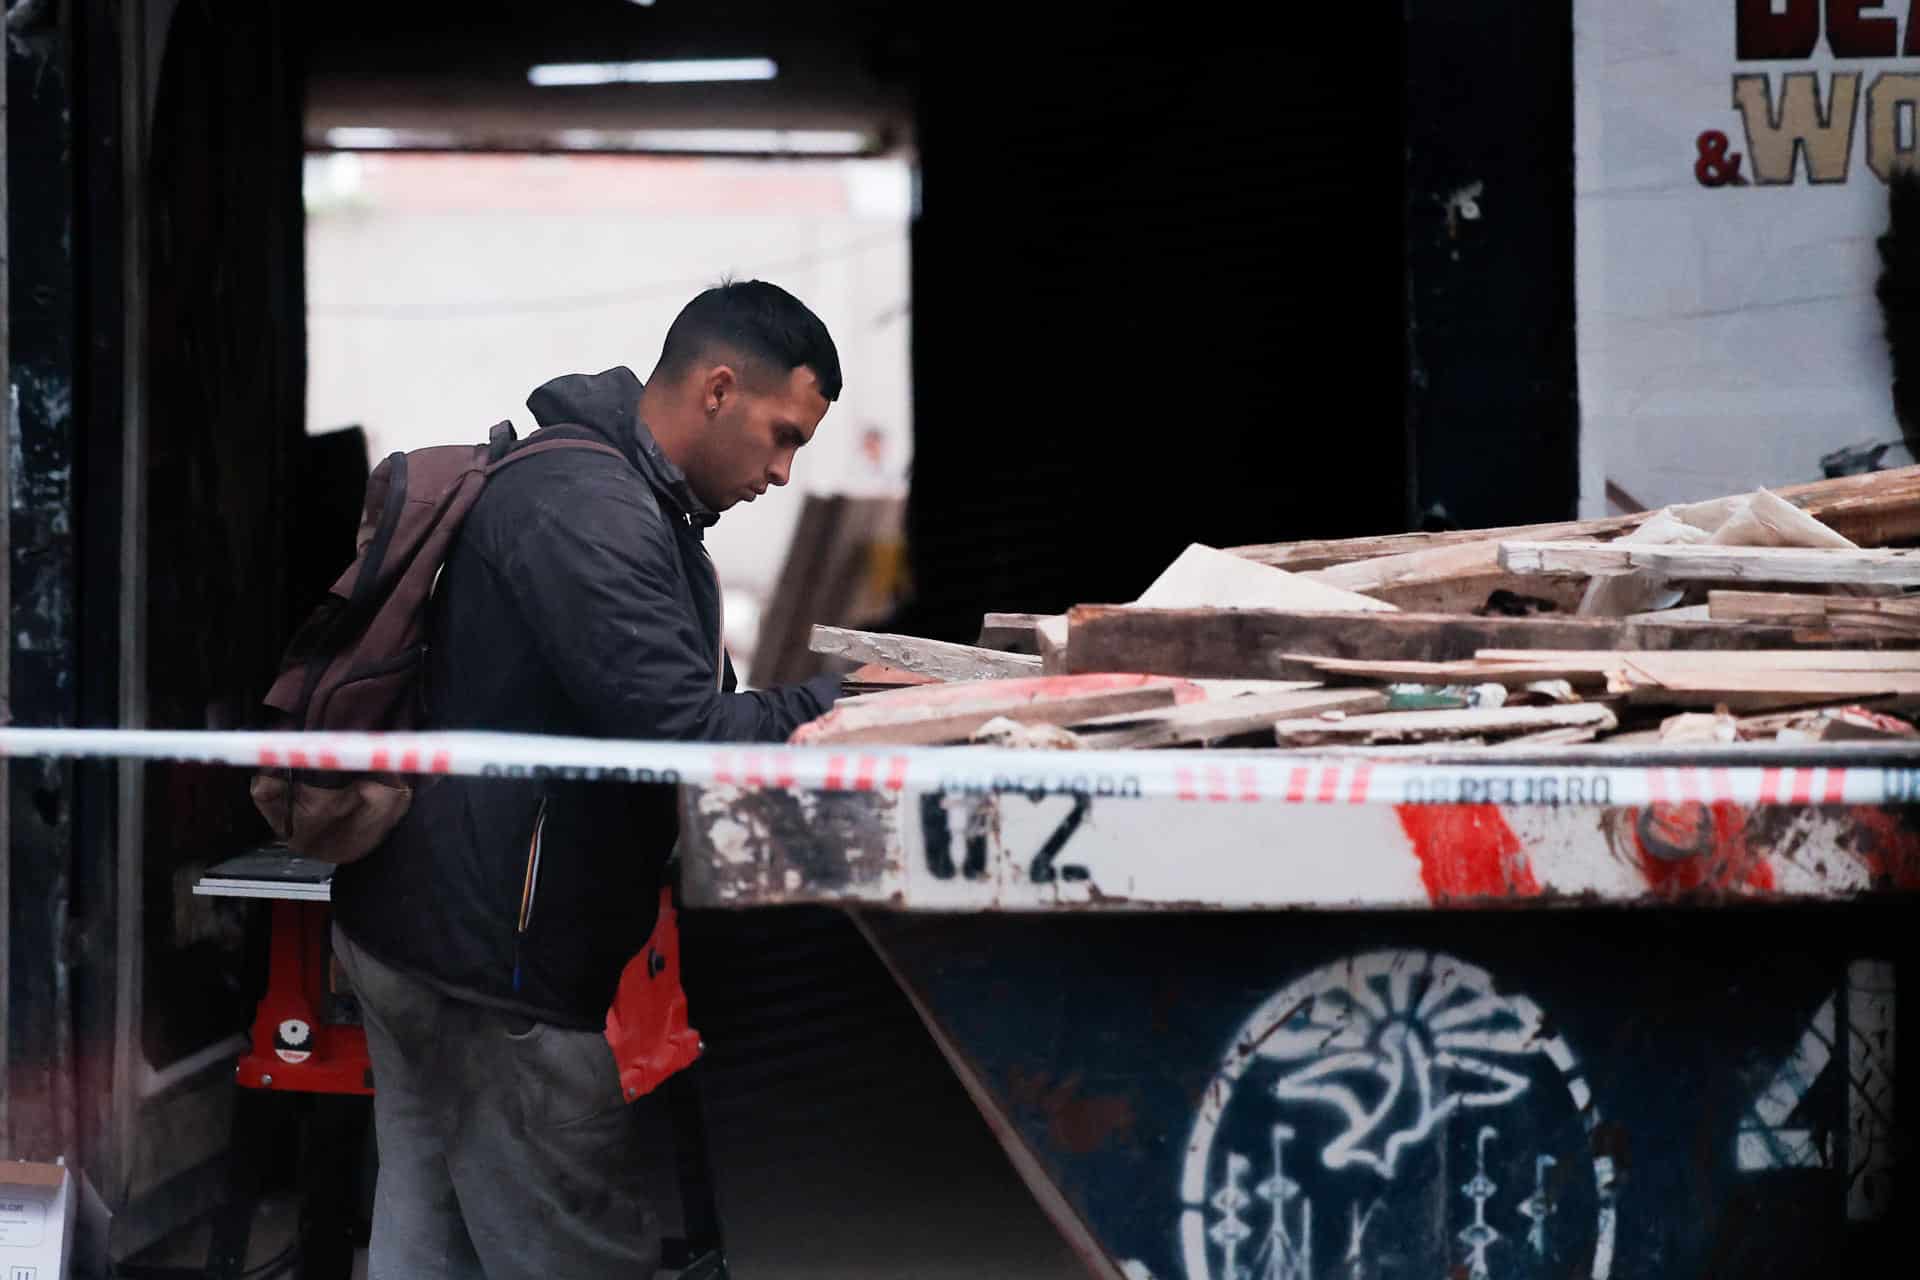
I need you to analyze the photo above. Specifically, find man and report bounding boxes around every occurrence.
[329,280,845,1278]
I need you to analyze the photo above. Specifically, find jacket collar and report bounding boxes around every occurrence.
[525,365,719,530]
[629,414,720,531]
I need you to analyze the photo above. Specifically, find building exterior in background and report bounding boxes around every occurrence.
[303,151,913,670]
[1578,0,1918,515]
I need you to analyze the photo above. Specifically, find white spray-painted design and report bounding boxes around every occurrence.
[1180,950,1616,1280]
[1735,994,1834,1171]
[1733,959,1897,1222]
[1260,952,1544,1179]
[1518,1155,1556,1256]
[1252,1125,1310,1280]
[1457,1127,1501,1280]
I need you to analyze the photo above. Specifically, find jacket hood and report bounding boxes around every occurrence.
[526,365,719,529]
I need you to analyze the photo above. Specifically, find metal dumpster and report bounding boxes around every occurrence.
[679,744,1920,1279]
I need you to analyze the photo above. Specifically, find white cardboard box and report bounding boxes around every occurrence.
[0,1161,75,1280]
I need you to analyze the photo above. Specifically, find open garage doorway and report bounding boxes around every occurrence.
[302,146,914,683]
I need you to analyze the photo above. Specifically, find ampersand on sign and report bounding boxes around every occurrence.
[1695,130,1747,187]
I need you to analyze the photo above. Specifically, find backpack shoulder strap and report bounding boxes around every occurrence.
[484,429,628,476]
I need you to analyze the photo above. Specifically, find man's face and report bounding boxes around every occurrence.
[687,364,830,512]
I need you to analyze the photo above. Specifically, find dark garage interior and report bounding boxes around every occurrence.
[6,0,1576,1274]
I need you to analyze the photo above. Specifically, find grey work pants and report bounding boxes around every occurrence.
[333,925,662,1279]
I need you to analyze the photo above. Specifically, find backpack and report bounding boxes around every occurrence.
[251,422,625,862]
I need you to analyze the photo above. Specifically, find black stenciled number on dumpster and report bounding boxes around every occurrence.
[918,793,1092,883]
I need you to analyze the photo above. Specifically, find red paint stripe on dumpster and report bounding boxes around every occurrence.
[884,757,910,792]
[1317,767,1341,804]
[1632,802,1775,894]
[1396,805,1540,903]
[1348,764,1373,804]
[1286,767,1309,804]
[1791,769,1816,805]
[1236,766,1259,802]
[1759,768,1783,803]
[1824,769,1847,804]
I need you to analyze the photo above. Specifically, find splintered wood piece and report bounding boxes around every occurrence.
[1072,688,1386,749]
[810,626,1042,681]
[790,675,1189,746]
[1272,703,1617,746]
[1499,542,1920,587]
[1060,606,1856,680]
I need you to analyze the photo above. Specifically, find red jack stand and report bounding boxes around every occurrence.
[234,898,373,1096]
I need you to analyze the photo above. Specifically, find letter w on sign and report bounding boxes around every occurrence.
[1733,72,1861,184]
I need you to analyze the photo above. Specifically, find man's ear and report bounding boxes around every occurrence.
[703,365,739,416]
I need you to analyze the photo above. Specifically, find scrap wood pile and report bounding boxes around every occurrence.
[789,467,1920,753]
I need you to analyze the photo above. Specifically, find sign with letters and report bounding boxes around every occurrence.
[1576,1,1917,517]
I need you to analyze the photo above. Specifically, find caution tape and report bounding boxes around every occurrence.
[3,726,1920,809]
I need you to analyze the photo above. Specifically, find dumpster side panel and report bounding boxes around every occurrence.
[855,909,1913,1278]
[681,786,1920,911]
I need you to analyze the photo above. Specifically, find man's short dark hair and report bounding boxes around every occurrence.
[654,280,843,402]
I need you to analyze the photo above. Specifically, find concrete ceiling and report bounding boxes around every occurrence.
[301,0,919,154]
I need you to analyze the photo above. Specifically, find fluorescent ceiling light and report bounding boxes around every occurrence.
[323,127,460,150]
[552,128,872,155]
[528,58,777,88]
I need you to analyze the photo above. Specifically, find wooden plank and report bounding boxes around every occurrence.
[1061,606,1880,680]
[976,612,1058,655]
[1707,590,1920,636]
[1229,463,1920,571]
[1073,689,1386,749]
[1272,703,1618,746]
[1137,543,1397,612]
[1615,670,1920,711]
[1290,540,1590,613]
[792,679,1181,747]
[1474,648,1920,674]
[751,496,904,687]
[810,626,1042,681]
[1499,541,1920,586]
[1229,515,1644,572]
[1627,604,1712,622]
[1285,654,1606,687]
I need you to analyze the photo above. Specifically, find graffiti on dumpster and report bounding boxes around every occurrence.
[1175,950,1615,1280]
[1735,958,1897,1221]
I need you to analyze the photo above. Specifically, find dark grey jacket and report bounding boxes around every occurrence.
[332,366,839,1026]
